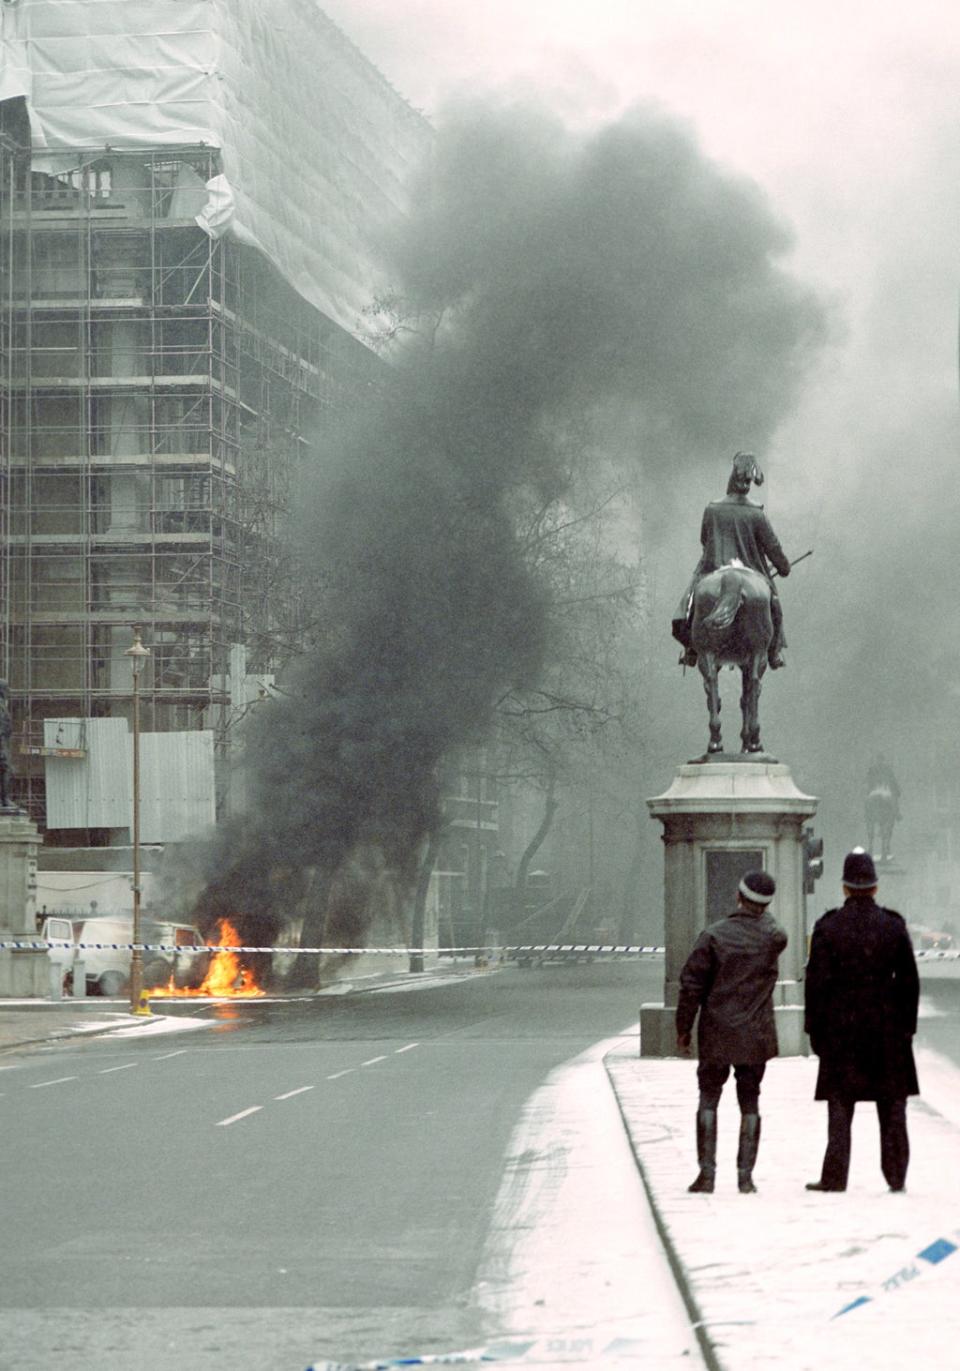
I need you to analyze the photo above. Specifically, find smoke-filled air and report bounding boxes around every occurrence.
[190,98,827,954]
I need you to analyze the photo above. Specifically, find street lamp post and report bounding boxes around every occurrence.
[125,626,150,1014]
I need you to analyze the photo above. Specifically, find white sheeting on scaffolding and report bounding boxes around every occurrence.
[44,718,216,843]
[0,0,431,335]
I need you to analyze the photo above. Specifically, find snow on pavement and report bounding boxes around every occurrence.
[473,1031,705,1366]
[95,1011,215,1038]
[606,1044,960,1371]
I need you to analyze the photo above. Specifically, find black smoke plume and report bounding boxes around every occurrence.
[191,98,826,950]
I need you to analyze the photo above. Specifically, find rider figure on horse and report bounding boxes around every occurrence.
[672,453,791,670]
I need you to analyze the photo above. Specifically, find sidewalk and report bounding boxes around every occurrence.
[605,1042,960,1371]
[0,999,166,1052]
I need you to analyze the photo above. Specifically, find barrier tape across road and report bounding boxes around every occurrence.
[4,940,956,958]
[0,940,666,956]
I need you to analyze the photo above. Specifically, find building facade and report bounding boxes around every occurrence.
[0,4,431,874]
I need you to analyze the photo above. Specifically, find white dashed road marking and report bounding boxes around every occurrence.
[16,1034,424,1124]
[216,1106,263,1127]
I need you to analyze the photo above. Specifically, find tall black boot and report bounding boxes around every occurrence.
[737,1114,761,1193]
[768,597,786,668]
[688,1108,717,1193]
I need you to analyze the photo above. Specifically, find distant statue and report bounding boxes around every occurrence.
[0,681,15,810]
[865,753,901,861]
[673,454,793,755]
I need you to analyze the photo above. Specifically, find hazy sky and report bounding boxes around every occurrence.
[322,0,956,255]
[320,0,957,523]
[318,0,959,891]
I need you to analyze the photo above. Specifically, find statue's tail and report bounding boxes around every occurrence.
[701,571,743,632]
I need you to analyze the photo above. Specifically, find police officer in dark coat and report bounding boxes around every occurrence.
[804,848,919,1193]
[677,870,788,1194]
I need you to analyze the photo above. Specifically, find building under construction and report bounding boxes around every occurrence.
[0,2,430,880]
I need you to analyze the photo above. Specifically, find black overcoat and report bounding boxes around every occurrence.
[804,896,919,1101]
[677,907,788,1063]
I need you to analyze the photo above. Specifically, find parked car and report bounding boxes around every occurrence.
[70,915,210,996]
[909,924,954,951]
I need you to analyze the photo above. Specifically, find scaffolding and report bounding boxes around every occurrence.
[0,138,381,832]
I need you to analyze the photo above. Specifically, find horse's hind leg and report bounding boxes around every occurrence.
[740,662,764,753]
[700,657,723,753]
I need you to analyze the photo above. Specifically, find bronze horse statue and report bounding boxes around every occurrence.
[865,786,897,861]
[690,564,773,754]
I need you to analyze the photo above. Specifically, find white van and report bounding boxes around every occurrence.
[39,915,76,995]
[70,915,210,997]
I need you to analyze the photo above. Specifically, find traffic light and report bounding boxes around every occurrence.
[803,827,824,894]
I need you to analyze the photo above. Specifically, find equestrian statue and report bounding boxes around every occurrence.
[672,453,793,756]
[865,753,901,861]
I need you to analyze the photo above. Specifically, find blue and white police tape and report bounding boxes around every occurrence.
[306,1331,649,1369]
[0,939,664,956]
[8,936,954,960]
[306,1341,531,1369]
[833,1228,959,1317]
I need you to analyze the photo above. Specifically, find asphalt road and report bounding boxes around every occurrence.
[0,957,662,1371]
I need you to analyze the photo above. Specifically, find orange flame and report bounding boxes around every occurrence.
[147,917,265,998]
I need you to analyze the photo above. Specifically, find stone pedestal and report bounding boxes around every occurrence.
[641,758,817,1057]
[873,857,907,883]
[0,812,44,997]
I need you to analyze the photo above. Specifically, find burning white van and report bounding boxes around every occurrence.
[69,916,210,997]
